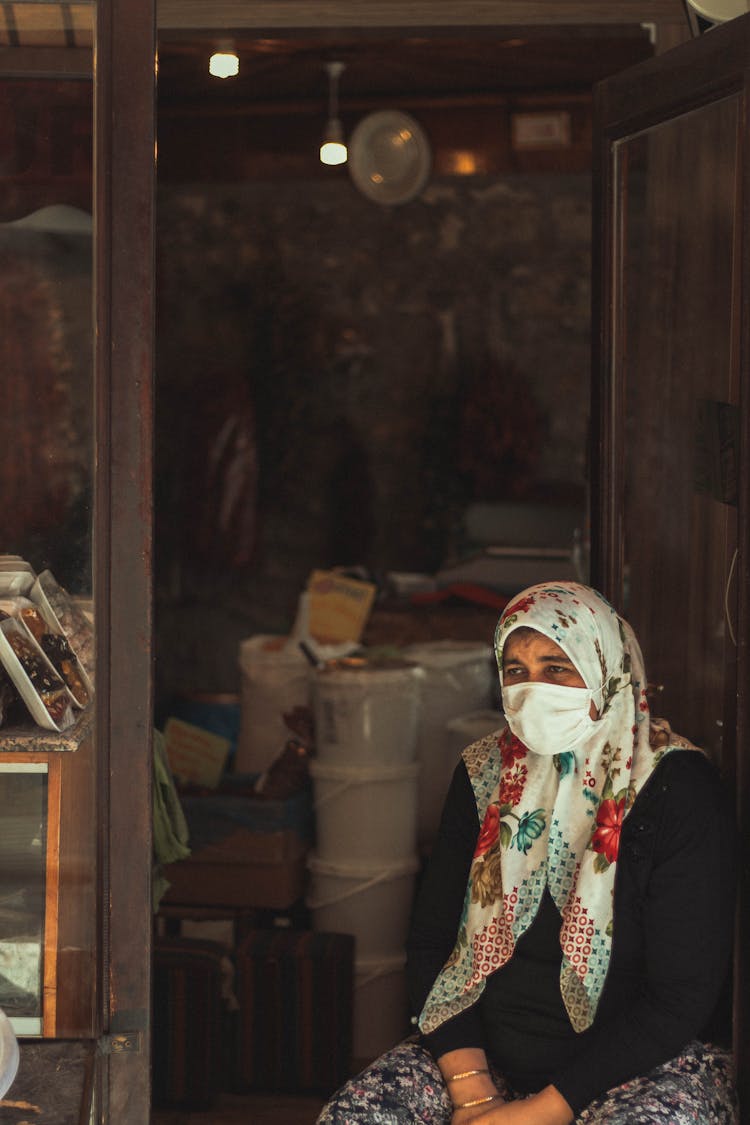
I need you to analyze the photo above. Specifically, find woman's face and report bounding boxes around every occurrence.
[502,627,586,689]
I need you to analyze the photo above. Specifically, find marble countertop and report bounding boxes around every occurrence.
[0,707,93,753]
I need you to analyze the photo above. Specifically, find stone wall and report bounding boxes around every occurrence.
[155,172,591,704]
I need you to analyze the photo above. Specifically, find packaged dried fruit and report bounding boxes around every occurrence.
[34,571,94,687]
[0,618,76,731]
[0,596,90,708]
[30,578,93,705]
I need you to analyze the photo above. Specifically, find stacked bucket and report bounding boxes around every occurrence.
[234,635,312,774]
[306,658,422,1061]
[403,641,498,849]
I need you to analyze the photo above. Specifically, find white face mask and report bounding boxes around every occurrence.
[501,681,596,756]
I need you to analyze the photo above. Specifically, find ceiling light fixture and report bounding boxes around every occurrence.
[209,48,239,79]
[320,61,347,166]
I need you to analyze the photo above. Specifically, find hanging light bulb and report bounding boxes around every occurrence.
[320,61,347,166]
[321,118,347,165]
[209,47,239,79]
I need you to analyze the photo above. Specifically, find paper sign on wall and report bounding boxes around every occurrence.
[163,717,230,789]
[306,569,376,644]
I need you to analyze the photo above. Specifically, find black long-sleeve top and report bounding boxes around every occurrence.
[406,748,736,1116]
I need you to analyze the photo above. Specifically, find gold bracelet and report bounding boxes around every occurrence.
[447,1068,490,1082]
[455,1093,501,1110]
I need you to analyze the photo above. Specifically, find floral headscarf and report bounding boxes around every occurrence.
[419,581,697,1036]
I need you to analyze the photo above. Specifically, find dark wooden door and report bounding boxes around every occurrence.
[591,16,750,1115]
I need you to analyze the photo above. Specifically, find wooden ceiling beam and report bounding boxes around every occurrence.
[157,0,687,31]
[158,89,593,117]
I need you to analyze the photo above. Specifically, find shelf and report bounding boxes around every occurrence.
[0,709,94,754]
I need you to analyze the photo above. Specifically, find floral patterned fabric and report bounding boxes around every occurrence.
[419,582,702,1037]
[316,1039,738,1124]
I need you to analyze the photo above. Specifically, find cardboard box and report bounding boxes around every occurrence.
[163,776,312,910]
[186,827,303,866]
[161,847,307,910]
[178,775,314,845]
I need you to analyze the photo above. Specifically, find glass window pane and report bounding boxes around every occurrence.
[0,764,47,1033]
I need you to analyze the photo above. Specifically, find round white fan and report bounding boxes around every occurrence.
[348,110,432,206]
[685,0,749,22]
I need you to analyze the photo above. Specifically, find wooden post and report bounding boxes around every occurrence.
[94,0,155,1119]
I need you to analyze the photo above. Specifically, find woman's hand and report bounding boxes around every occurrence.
[438,1049,572,1125]
[452,1086,573,1125]
[438,1048,499,1124]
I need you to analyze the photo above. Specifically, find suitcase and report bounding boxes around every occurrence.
[152,936,230,1110]
[233,929,354,1096]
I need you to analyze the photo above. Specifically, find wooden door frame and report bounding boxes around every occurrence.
[156,0,685,32]
[157,0,690,58]
[91,2,690,1119]
[94,0,155,1119]
[591,15,750,1112]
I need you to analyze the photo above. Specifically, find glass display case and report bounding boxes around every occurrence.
[0,5,97,1043]
[0,727,97,1041]
[0,760,50,1036]
[1,1,155,1119]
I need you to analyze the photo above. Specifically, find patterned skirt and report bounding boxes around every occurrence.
[316,1038,738,1124]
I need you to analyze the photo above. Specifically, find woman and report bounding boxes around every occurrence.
[317,582,738,1123]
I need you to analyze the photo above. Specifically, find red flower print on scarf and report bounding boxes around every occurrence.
[591,796,625,865]
[474,804,500,858]
[500,732,527,769]
[498,764,527,809]
[503,593,536,618]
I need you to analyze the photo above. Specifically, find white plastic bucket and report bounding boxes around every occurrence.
[404,642,494,846]
[353,953,409,1061]
[234,635,311,774]
[306,853,419,957]
[310,760,419,863]
[313,661,420,767]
